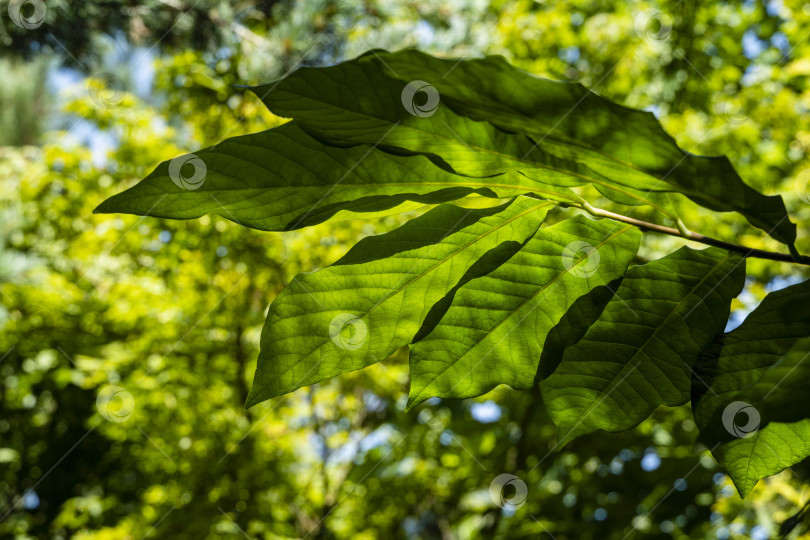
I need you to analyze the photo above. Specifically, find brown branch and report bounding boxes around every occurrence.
[579,204,810,266]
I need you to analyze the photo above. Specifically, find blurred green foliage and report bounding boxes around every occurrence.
[1,0,810,538]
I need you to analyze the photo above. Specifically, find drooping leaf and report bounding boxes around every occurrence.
[381,49,796,247]
[252,50,795,246]
[541,246,745,445]
[406,215,641,408]
[94,122,574,230]
[692,278,810,497]
[245,196,554,406]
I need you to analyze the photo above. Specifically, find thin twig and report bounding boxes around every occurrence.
[578,203,810,266]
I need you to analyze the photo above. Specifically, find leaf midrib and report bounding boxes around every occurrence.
[137,175,579,204]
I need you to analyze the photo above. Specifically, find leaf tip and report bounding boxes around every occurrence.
[93,193,134,215]
[93,198,115,215]
[404,398,418,413]
[554,422,587,449]
[244,385,267,410]
[731,477,757,499]
[405,389,427,412]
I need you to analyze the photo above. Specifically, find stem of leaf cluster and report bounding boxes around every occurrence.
[580,203,810,267]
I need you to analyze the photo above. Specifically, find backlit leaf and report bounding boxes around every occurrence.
[253,50,795,245]
[245,196,553,405]
[541,247,745,445]
[95,122,574,230]
[692,279,810,496]
[407,215,641,408]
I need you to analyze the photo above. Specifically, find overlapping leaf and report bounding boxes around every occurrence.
[95,123,574,230]
[252,57,684,221]
[407,215,641,408]
[541,247,745,445]
[692,279,810,496]
[92,48,810,498]
[245,197,553,405]
[252,50,795,246]
[383,49,796,245]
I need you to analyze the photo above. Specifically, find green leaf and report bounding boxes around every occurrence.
[692,278,810,496]
[535,277,624,381]
[406,215,641,408]
[95,122,575,231]
[245,196,554,406]
[252,50,795,246]
[252,57,681,221]
[90,46,809,484]
[541,246,745,445]
[378,49,796,247]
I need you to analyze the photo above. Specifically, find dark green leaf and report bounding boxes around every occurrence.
[541,246,745,445]
[252,50,795,246]
[252,58,684,221]
[692,278,810,496]
[377,49,796,246]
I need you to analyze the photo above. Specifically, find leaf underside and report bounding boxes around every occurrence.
[252,49,795,246]
[246,197,553,406]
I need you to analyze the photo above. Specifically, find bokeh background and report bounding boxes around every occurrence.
[2,0,810,538]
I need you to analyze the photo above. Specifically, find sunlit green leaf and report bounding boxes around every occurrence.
[95,123,574,230]
[407,215,641,408]
[246,197,553,406]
